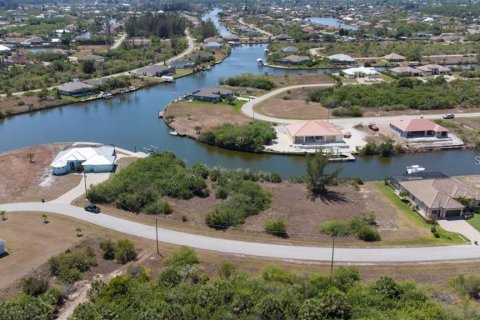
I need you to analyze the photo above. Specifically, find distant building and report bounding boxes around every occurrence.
[389,66,423,77]
[415,64,450,76]
[169,59,194,69]
[383,53,406,62]
[327,54,357,65]
[134,65,175,77]
[342,67,379,79]
[275,55,310,65]
[280,46,299,54]
[0,44,11,53]
[390,119,449,139]
[190,87,234,103]
[204,41,223,49]
[204,37,224,44]
[57,81,97,97]
[276,34,294,41]
[50,144,117,175]
[287,120,344,145]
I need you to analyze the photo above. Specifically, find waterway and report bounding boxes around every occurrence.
[306,17,358,31]
[0,10,479,180]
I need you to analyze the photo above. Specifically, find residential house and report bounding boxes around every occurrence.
[190,87,234,103]
[169,59,194,69]
[204,37,224,44]
[57,81,97,97]
[389,66,423,77]
[383,53,406,63]
[327,54,357,65]
[286,120,344,145]
[21,37,45,47]
[276,34,294,41]
[390,119,449,139]
[77,54,106,62]
[275,55,310,65]
[50,144,117,175]
[391,172,480,219]
[415,64,450,76]
[0,44,10,53]
[134,65,175,77]
[342,67,379,79]
[280,46,299,54]
[204,41,223,49]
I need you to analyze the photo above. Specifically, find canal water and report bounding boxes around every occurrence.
[0,11,479,180]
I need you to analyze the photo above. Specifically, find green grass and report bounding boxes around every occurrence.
[467,213,480,232]
[186,99,247,112]
[376,182,467,245]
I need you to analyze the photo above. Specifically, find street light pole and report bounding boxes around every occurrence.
[156,218,160,255]
[330,236,336,277]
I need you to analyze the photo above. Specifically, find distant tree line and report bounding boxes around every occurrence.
[125,13,188,39]
[195,19,218,41]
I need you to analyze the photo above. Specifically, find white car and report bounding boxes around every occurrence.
[442,114,455,119]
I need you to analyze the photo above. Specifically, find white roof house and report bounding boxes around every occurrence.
[50,145,116,175]
[0,44,11,52]
[327,54,357,65]
[342,67,379,78]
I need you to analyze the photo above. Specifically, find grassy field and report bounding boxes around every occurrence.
[467,213,480,232]
[376,183,467,245]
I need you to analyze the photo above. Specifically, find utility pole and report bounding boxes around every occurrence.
[155,218,160,255]
[83,171,88,199]
[330,236,336,277]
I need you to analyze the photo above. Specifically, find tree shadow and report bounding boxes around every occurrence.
[308,190,347,204]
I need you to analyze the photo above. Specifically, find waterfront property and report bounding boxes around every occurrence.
[390,119,449,139]
[204,41,224,49]
[383,53,406,63]
[50,144,116,175]
[190,87,234,102]
[342,67,380,80]
[391,172,480,220]
[389,66,424,77]
[275,55,310,65]
[415,64,450,76]
[133,65,176,77]
[169,59,194,69]
[287,120,344,145]
[57,81,97,97]
[327,54,357,66]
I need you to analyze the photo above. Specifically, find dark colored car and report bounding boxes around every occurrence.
[442,114,455,119]
[84,203,101,213]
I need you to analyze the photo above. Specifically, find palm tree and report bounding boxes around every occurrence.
[42,214,48,224]
[0,211,6,221]
[75,227,82,237]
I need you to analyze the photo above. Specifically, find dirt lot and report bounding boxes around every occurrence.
[269,74,334,87]
[0,144,82,202]
[164,101,251,137]
[0,95,66,117]
[255,88,330,120]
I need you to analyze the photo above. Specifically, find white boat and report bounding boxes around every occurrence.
[161,76,175,83]
[169,130,179,136]
[257,58,264,66]
[406,165,425,175]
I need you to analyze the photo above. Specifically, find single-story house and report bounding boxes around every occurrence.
[276,34,294,41]
[169,59,194,69]
[275,55,310,65]
[0,44,11,53]
[390,119,448,139]
[342,67,379,79]
[204,41,223,49]
[77,54,106,62]
[21,37,44,46]
[287,120,344,145]
[50,144,117,175]
[389,66,423,77]
[280,46,299,54]
[190,87,234,103]
[204,37,224,44]
[391,172,480,219]
[415,64,450,76]
[134,65,175,77]
[383,53,406,62]
[57,81,97,97]
[327,54,357,65]
[0,238,5,256]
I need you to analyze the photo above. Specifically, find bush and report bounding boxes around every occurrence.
[269,173,282,183]
[357,225,381,242]
[47,247,97,284]
[22,276,49,297]
[451,274,480,299]
[215,187,228,199]
[331,106,363,117]
[143,198,172,215]
[165,246,199,268]
[264,220,288,238]
[114,239,137,264]
[100,239,116,260]
[320,215,381,241]
[372,276,403,298]
[220,73,275,90]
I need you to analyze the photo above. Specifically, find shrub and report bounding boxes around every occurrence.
[450,274,480,299]
[100,239,116,260]
[269,173,282,183]
[115,192,143,212]
[190,164,209,179]
[114,239,137,264]
[264,220,288,238]
[220,73,275,90]
[215,187,228,199]
[47,248,97,284]
[143,198,172,215]
[372,276,403,298]
[158,267,182,287]
[22,276,49,297]
[165,246,199,268]
[331,106,363,117]
[357,225,381,242]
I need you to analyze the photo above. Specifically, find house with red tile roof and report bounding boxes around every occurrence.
[389,119,448,139]
[287,120,343,145]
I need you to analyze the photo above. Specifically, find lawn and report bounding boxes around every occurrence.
[376,182,467,245]
[467,213,480,232]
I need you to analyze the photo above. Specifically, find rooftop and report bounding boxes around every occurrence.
[287,120,342,137]
[390,118,448,133]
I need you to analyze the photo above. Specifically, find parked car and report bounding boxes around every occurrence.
[84,203,100,213]
[442,114,455,119]
[368,124,379,132]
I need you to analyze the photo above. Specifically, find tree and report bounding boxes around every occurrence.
[42,214,48,224]
[26,152,35,163]
[75,227,82,237]
[0,210,6,221]
[305,151,340,195]
[114,239,137,264]
[100,239,116,260]
[82,60,96,74]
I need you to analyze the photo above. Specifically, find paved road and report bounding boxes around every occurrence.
[110,33,127,50]
[241,83,480,126]
[238,18,272,37]
[1,202,480,263]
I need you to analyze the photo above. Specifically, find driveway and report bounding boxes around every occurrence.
[438,219,480,243]
[1,202,480,263]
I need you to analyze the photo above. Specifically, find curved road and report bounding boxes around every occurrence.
[241,83,480,126]
[1,202,479,263]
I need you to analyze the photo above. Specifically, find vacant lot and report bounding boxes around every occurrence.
[434,117,480,148]
[255,88,330,120]
[164,100,251,137]
[0,95,67,117]
[269,74,334,87]
[0,144,81,202]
